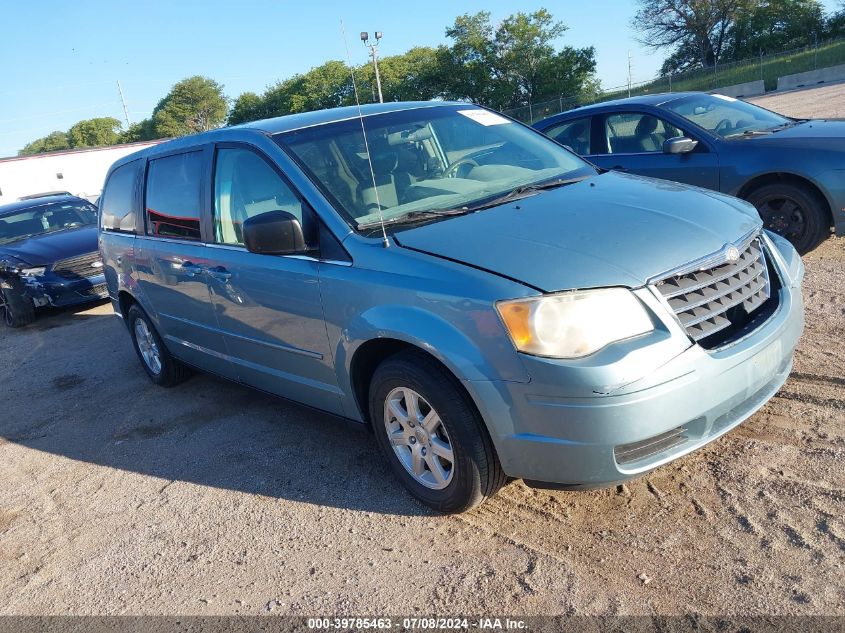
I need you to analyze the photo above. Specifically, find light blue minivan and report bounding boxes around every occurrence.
[99,102,804,513]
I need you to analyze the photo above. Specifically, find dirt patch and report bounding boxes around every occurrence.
[0,240,842,616]
[748,82,845,118]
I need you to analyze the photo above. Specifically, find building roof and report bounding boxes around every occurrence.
[0,139,164,164]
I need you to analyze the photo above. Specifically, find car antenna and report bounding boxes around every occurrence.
[341,19,389,248]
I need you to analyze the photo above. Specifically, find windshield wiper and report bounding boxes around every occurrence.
[464,175,589,211]
[357,207,470,230]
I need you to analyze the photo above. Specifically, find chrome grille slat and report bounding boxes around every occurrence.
[659,243,763,299]
[52,252,102,279]
[677,274,769,327]
[656,237,771,348]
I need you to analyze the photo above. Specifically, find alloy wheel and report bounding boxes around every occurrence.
[383,387,455,490]
[134,318,162,375]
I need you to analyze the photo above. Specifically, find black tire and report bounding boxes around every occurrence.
[0,276,36,328]
[745,182,830,255]
[126,304,190,387]
[369,350,506,513]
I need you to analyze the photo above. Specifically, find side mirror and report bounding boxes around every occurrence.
[243,210,308,255]
[663,136,699,154]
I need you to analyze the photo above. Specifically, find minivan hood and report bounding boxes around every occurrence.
[394,172,762,292]
[0,225,98,267]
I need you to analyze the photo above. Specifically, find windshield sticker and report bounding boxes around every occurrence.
[457,110,510,126]
[712,94,738,102]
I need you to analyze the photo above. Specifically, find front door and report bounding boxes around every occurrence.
[202,144,343,415]
[589,111,720,190]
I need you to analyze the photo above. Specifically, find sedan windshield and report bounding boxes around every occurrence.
[275,105,595,231]
[0,200,97,245]
[664,93,792,138]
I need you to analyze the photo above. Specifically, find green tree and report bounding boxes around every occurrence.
[118,118,157,143]
[152,75,228,137]
[18,131,70,156]
[633,0,752,73]
[67,117,122,148]
[227,92,266,125]
[440,9,597,110]
[357,47,445,102]
[727,0,826,59]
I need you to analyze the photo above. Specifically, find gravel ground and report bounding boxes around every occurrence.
[0,234,843,617]
[748,82,845,118]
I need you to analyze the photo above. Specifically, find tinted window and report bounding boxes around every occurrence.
[213,148,306,246]
[604,113,683,154]
[145,151,203,240]
[100,160,140,232]
[543,117,592,155]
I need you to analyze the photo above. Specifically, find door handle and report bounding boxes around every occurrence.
[206,266,232,283]
[180,261,205,277]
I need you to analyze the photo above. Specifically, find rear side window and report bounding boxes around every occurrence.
[100,160,141,232]
[145,151,203,241]
[543,117,592,155]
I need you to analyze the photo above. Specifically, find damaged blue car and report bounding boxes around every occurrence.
[0,194,107,327]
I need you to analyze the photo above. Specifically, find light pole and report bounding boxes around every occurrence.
[361,31,384,103]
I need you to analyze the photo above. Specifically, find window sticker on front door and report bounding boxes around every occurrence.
[457,110,510,126]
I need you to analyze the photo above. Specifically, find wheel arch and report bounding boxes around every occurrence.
[737,172,834,229]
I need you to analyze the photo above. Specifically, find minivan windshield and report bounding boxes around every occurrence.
[663,93,793,138]
[0,200,97,245]
[275,105,596,231]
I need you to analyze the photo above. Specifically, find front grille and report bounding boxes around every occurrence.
[615,425,689,466]
[656,237,772,348]
[52,252,102,280]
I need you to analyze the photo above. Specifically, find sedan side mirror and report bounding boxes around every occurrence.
[663,136,699,154]
[243,210,308,255]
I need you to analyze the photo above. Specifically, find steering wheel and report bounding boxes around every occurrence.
[714,118,733,135]
[445,157,479,179]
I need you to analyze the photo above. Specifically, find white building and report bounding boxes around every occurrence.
[0,141,162,205]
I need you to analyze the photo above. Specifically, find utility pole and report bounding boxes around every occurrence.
[116,80,131,128]
[627,51,633,97]
[361,31,384,103]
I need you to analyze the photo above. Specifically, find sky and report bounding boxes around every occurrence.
[0,0,841,157]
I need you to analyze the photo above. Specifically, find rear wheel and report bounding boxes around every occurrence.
[127,304,190,387]
[0,277,36,328]
[369,350,506,513]
[746,182,830,254]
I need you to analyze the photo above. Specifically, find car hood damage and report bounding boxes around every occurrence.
[0,225,98,267]
[394,171,762,292]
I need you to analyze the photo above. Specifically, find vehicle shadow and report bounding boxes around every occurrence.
[0,308,435,517]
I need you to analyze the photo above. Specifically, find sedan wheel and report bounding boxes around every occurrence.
[747,182,830,254]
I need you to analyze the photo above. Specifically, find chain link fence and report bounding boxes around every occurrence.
[503,35,845,123]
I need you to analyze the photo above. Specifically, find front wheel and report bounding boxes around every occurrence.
[0,277,36,328]
[369,350,506,513]
[746,182,830,254]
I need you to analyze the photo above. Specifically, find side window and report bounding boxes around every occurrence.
[100,160,141,232]
[604,113,683,154]
[145,151,203,241]
[543,117,592,155]
[213,147,306,247]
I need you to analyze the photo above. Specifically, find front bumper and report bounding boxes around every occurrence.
[23,272,108,308]
[467,239,804,488]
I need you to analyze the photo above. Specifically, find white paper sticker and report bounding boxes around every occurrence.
[712,93,738,102]
[457,109,510,126]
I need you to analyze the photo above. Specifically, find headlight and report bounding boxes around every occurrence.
[18,266,46,277]
[496,288,654,358]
